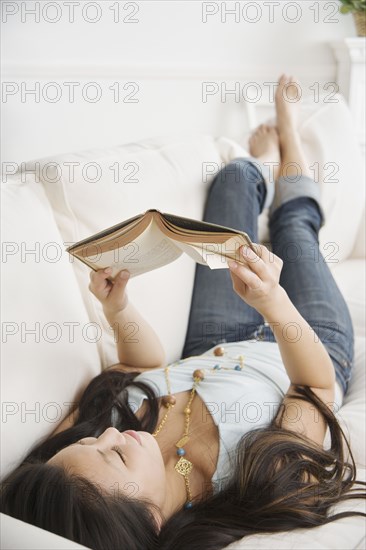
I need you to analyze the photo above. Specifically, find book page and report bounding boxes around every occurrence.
[83,219,182,278]
[174,235,248,270]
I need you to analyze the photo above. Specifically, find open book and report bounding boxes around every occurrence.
[65,209,254,279]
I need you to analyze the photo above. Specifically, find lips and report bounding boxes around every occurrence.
[123,430,142,446]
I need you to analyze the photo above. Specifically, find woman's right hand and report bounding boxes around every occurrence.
[88,267,130,318]
[228,243,285,316]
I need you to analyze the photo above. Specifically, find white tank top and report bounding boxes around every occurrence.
[112,340,343,495]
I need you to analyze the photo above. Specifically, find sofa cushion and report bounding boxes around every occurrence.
[0,513,90,550]
[1,175,101,480]
[226,471,366,549]
[328,259,366,339]
[257,94,365,265]
[3,130,365,550]
[226,341,366,549]
[23,135,246,368]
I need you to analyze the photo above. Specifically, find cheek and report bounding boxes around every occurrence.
[152,455,167,492]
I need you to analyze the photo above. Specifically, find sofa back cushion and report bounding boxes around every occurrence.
[1,175,101,480]
[23,135,246,367]
[24,101,365,371]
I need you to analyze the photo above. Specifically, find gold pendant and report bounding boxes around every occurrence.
[175,456,193,476]
[175,435,189,448]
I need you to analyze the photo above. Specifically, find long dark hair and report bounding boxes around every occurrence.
[1,370,365,550]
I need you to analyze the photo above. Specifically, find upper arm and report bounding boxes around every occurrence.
[274,383,335,447]
[105,362,164,374]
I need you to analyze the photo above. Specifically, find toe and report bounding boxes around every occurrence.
[279,74,287,85]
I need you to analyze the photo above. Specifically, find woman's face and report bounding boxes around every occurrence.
[47,427,167,512]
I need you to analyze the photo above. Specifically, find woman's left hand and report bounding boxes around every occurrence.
[88,267,130,317]
[228,243,284,316]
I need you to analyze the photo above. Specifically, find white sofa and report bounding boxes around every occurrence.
[1,95,365,549]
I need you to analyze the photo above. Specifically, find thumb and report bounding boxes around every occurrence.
[108,270,130,305]
[114,269,130,286]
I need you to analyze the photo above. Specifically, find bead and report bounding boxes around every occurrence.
[184,501,193,509]
[213,346,225,356]
[234,365,241,371]
[213,364,221,370]
[177,447,186,456]
[162,395,176,407]
[193,369,205,380]
[184,407,191,414]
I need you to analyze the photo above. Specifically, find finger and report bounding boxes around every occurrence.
[253,243,277,265]
[116,269,130,281]
[229,268,248,291]
[89,267,113,292]
[255,245,282,269]
[245,243,277,267]
[90,267,112,281]
[108,270,130,294]
[240,245,268,280]
[229,261,262,291]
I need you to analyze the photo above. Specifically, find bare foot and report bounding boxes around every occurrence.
[275,74,301,136]
[249,124,280,180]
[275,74,312,180]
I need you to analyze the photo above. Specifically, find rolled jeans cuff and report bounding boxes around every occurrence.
[269,175,326,228]
[238,156,276,210]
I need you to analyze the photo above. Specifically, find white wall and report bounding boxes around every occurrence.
[1,1,357,165]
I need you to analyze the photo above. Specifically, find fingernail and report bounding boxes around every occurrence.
[228,261,238,269]
[119,270,130,279]
[104,267,112,273]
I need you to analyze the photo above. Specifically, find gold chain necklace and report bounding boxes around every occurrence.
[151,346,245,510]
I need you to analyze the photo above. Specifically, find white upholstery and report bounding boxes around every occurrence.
[257,94,366,262]
[1,174,101,479]
[1,98,365,549]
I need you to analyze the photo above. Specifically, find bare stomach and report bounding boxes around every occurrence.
[135,389,220,499]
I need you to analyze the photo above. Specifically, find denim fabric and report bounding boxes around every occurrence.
[269,174,326,227]
[181,159,355,395]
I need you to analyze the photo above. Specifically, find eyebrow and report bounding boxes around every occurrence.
[70,443,122,470]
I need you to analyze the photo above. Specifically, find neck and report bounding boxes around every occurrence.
[160,456,188,520]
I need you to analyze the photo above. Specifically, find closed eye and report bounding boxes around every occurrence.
[74,441,126,466]
[112,445,126,464]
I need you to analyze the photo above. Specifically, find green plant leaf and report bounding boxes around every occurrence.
[338,0,366,11]
[351,0,366,10]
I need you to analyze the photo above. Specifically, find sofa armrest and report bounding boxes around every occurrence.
[349,205,366,260]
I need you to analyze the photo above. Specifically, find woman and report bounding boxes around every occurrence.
[1,75,365,550]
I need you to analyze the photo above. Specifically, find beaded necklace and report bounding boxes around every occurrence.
[151,346,245,510]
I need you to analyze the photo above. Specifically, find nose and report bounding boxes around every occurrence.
[97,426,124,445]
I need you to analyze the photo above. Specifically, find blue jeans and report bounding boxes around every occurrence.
[181,159,354,395]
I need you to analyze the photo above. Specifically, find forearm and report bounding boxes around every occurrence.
[260,287,336,389]
[104,302,166,369]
